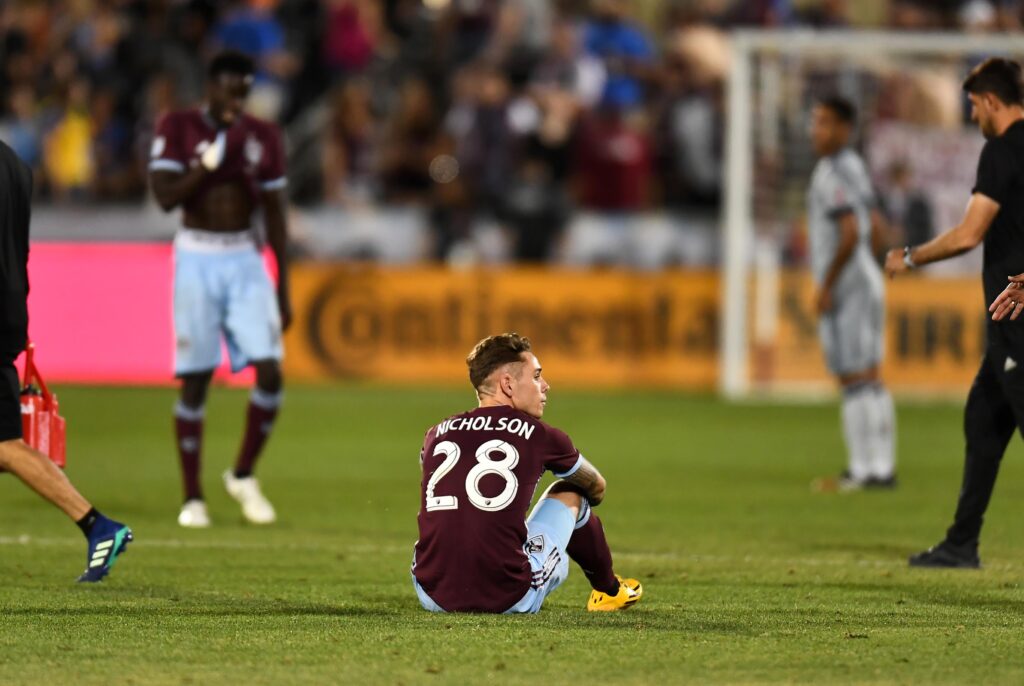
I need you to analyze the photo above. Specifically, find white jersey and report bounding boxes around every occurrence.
[806,148,883,299]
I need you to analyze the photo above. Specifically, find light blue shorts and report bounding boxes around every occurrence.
[413,498,589,614]
[173,234,282,375]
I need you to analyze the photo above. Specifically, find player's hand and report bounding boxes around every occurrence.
[989,276,1024,321]
[815,287,833,316]
[199,131,227,171]
[884,248,909,278]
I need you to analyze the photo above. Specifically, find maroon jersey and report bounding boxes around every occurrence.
[148,109,286,217]
[413,405,582,613]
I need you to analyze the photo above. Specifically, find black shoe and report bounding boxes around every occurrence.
[865,474,898,489]
[908,541,980,569]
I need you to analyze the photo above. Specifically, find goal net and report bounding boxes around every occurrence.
[720,31,1024,399]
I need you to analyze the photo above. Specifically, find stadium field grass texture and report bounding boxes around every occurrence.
[1,385,1023,685]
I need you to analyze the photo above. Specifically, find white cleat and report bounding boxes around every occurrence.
[178,499,211,528]
[223,470,277,524]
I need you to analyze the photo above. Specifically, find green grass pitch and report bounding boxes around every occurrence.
[1,385,1023,685]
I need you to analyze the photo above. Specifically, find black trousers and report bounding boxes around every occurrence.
[946,344,1024,548]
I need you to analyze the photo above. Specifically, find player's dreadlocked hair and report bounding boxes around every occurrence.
[963,57,1024,106]
[207,50,255,81]
[467,333,532,392]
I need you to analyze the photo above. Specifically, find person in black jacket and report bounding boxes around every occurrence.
[886,57,1024,568]
[0,138,133,582]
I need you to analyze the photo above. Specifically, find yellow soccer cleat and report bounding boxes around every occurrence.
[587,575,643,612]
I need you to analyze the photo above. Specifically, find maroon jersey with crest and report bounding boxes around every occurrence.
[413,405,582,613]
[148,109,286,218]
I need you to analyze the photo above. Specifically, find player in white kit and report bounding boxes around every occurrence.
[807,96,897,491]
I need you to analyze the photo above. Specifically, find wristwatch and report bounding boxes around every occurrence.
[903,246,917,269]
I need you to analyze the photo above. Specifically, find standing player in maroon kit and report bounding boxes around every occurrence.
[148,51,290,528]
[412,333,643,613]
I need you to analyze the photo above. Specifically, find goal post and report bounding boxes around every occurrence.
[720,30,1024,399]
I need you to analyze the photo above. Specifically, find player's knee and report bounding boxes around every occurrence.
[180,372,213,408]
[541,481,585,519]
[253,360,282,394]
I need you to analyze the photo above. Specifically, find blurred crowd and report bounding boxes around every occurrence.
[2,0,1023,260]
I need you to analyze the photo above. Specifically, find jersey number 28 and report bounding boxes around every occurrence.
[425,440,519,513]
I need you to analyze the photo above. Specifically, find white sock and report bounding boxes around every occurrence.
[841,386,872,481]
[868,384,896,479]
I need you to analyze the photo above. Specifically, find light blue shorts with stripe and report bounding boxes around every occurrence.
[173,232,282,375]
[413,497,590,614]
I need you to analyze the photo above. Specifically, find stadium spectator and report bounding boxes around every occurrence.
[212,0,297,119]
[500,152,572,262]
[652,25,727,209]
[575,108,653,212]
[582,0,656,111]
[568,108,654,265]
[530,16,606,110]
[322,0,380,81]
[0,85,43,181]
[379,77,448,205]
[437,0,501,68]
[43,77,94,202]
[322,79,377,206]
[879,160,934,249]
[92,87,143,201]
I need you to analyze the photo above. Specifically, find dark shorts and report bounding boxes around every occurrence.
[0,362,21,441]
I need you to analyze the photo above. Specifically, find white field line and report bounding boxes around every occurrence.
[0,535,1014,571]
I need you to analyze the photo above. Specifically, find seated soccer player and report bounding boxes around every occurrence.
[411,333,642,613]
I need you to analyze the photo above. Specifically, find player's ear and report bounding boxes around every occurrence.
[500,373,514,398]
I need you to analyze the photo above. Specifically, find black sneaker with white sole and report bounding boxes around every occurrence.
[865,474,898,490]
[908,541,980,569]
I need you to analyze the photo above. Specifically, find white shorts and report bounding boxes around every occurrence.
[818,287,884,376]
[173,230,282,375]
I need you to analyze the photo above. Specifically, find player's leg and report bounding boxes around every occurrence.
[823,291,894,490]
[172,248,223,527]
[861,289,896,486]
[221,250,283,524]
[232,358,282,479]
[911,353,1013,568]
[0,363,131,582]
[818,313,867,487]
[175,371,213,527]
[838,365,895,488]
[532,481,642,612]
[504,483,578,613]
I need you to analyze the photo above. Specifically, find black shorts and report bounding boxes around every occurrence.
[0,362,21,441]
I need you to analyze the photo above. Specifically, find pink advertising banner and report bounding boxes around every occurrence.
[21,243,251,385]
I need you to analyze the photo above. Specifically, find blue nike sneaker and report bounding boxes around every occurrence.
[77,517,133,583]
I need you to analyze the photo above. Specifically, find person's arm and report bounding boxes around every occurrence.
[816,212,858,315]
[885,193,1000,276]
[149,128,226,212]
[150,167,209,212]
[869,207,890,261]
[262,188,292,331]
[561,456,606,506]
